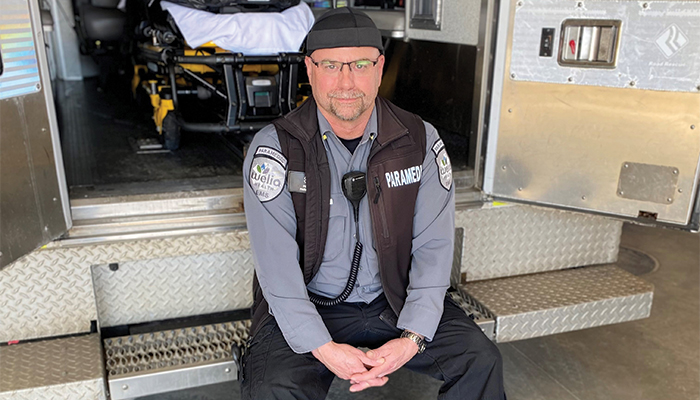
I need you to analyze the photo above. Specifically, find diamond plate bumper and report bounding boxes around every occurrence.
[0,334,106,400]
[460,264,654,343]
[2,203,624,344]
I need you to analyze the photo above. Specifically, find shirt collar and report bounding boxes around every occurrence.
[317,105,379,144]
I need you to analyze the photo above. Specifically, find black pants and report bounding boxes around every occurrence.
[241,294,505,400]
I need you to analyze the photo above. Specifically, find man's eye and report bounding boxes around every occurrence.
[354,62,371,69]
[322,63,337,70]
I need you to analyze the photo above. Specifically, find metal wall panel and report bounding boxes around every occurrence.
[462,265,653,342]
[0,231,250,342]
[93,250,254,328]
[0,334,105,400]
[455,204,622,281]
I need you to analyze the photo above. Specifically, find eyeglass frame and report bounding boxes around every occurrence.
[308,56,381,74]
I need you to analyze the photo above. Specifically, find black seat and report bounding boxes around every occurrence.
[79,0,126,42]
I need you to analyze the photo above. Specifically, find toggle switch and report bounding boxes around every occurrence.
[559,19,621,68]
[540,28,556,57]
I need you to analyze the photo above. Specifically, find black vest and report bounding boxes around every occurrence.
[250,96,426,337]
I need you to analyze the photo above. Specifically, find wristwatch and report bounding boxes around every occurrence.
[400,330,426,354]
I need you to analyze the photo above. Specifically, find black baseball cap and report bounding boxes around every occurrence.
[305,8,384,55]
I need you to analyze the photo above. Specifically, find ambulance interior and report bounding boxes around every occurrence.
[48,0,483,238]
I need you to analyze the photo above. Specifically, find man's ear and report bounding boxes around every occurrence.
[304,56,314,81]
[376,54,386,85]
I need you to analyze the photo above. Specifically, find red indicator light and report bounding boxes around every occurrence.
[569,40,577,55]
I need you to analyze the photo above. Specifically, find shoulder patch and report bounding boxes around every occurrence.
[431,139,452,191]
[249,146,287,202]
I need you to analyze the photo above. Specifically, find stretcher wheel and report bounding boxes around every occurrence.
[162,113,181,151]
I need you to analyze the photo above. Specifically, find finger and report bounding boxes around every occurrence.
[358,353,385,367]
[350,364,391,383]
[348,347,383,366]
[366,349,386,359]
[349,376,389,392]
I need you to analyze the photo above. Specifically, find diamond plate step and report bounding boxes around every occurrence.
[0,334,106,400]
[456,204,623,282]
[105,320,250,399]
[459,264,654,343]
[448,291,496,340]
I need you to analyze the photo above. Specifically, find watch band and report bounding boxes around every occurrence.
[400,330,426,354]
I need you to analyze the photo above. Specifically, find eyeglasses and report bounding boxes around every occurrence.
[309,57,379,75]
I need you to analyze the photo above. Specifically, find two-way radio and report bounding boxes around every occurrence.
[309,171,367,307]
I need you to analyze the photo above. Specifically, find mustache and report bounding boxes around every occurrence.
[328,91,365,99]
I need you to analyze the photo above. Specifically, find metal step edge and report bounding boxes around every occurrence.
[66,211,246,242]
[458,264,654,343]
[71,188,243,221]
[109,360,237,400]
[0,334,105,399]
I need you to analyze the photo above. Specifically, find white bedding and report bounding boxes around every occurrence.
[160,1,314,54]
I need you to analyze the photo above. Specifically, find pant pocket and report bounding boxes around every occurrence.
[378,306,402,332]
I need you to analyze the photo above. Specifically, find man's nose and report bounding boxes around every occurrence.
[337,66,354,88]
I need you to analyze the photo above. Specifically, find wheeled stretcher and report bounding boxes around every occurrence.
[131,0,312,150]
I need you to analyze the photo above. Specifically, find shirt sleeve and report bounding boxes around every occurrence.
[244,125,333,354]
[396,122,456,341]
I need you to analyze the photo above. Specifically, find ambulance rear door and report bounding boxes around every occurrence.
[482,0,700,230]
[1,0,71,269]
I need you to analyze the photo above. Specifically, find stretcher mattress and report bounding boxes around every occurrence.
[160,1,314,54]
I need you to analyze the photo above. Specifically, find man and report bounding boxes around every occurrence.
[242,7,505,399]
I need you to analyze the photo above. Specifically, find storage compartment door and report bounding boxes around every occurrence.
[483,0,700,230]
[1,0,71,269]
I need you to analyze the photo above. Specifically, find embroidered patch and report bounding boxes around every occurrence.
[432,139,452,191]
[249,146,287,202]
[385,165,422,188]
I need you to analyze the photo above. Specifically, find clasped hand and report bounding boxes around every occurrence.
[311,338,419,392]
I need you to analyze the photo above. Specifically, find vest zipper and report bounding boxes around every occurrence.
[373,176,390,239]
[373,176,382,204]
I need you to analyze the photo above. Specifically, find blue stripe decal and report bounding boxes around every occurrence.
[1,41,33,49]
[3,58,36,68]
[0,84,38,99]
[3,49,35,59]
[0,67,38,78]
[0,75,40,89]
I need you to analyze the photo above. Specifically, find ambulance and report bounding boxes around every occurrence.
[1,0,698,398]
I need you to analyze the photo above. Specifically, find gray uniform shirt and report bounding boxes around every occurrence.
[244,106,455,354]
